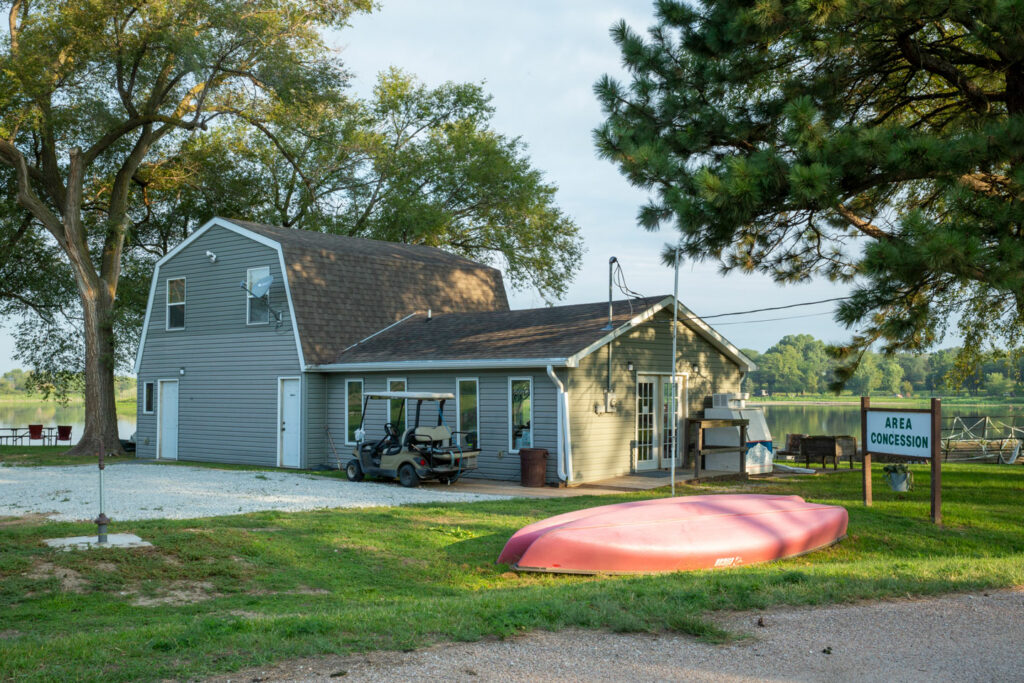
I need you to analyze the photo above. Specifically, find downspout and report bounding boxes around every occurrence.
[546,365,573,484]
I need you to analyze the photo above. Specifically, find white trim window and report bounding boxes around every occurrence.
[456,377,479,448]
[345,379,363,444]
[246,266,271,325]
[166,277,186,330]
[387,377,407,435]
[508,376,533,453]
[143,382,155,414]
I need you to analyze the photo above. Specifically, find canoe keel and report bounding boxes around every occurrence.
[498,494,848,575]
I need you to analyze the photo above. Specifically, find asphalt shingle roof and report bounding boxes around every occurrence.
[332,296,668,364]
[227,219,509,365]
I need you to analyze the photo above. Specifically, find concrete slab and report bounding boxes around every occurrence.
[44,533,152,551]
[439,469,741,498]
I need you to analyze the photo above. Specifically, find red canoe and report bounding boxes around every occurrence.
[498,494,847,574]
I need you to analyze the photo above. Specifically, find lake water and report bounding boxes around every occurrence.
[1,400,1019,450]
[0,402,136,443]
[761,402,1024,448]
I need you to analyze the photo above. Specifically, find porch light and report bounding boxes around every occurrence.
[690,362,699,375]
[626,361,635,372]
[179,367,186,376]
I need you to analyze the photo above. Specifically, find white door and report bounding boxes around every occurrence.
[158,380,179,460]
[279,378,301,468]
[636,375,658,471]
[660,379,683,468]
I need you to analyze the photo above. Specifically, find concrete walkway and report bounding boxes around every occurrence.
[450,469,737,498]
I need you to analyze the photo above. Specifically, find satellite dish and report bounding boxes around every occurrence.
[249,275,274,298]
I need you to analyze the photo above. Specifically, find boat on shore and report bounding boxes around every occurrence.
[498,494,848,575]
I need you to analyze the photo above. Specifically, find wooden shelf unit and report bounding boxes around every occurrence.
[685,417,750,479]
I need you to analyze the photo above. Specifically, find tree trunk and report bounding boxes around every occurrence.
[65,268,125,457]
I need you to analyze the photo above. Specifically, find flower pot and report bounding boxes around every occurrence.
[885,472,911,492]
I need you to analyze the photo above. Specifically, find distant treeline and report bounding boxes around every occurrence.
[742,335,1019,397]
[0,369,136,400]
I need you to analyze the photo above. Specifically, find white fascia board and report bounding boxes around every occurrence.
[565,299,671,367]
[309,358,572,373]
[672,299,757,372]
[133,263,162,373]
[134,217,308,373]
[567,296,757,372]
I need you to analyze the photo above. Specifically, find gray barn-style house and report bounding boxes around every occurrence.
[135,217,755,485]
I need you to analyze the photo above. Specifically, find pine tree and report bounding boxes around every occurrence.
[595,0,1024,387]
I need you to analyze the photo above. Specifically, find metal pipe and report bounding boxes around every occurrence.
[670,245,681,496]
[94,451,109,544]
[602,257,617,331]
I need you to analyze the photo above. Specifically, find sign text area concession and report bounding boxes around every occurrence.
[865,411,933,459]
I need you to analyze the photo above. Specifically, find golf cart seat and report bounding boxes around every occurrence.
[413,425,452,445]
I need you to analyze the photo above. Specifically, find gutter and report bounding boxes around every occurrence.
[309,358,573,372]
[546,364,574,484]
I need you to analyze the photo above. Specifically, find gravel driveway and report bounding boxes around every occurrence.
[0,463,506,521]
[207,588,1024,682]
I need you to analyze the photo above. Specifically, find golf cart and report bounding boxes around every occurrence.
[345,391,479,487]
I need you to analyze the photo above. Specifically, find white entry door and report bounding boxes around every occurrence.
[636,375,684,471]
[158,380,179,460]
[279,378,301,468]
[636,375,659,471]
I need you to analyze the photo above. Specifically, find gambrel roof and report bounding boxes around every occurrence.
[134,217,509,371]
[226,220,509,365]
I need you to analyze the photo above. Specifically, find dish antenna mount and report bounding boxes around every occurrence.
[239,275,283,327]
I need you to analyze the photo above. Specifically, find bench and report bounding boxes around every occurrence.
[801,435,858,469]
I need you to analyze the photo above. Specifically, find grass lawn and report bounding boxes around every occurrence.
[0,446,111,468]
[2,463,1022,682]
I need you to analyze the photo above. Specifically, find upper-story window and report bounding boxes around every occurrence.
[166,277,186,330]
[246,266,271,325]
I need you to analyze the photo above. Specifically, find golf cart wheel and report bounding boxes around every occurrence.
[345,459,364,482]
[397,463,419,488]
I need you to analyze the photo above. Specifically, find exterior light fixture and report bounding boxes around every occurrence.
[205,250,218,263]
[690,362,700,375]
[627,361,635,372]
[179,367,186,376]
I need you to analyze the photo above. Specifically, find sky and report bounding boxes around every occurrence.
[0,0,854,374]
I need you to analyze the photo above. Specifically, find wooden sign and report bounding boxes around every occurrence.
[861,397,942,524]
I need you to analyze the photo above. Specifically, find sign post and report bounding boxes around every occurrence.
[861,398,942,524]
[930,398,942,525]
[861,397,871,507]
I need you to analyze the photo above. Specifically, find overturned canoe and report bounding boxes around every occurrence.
[498,494,847,574]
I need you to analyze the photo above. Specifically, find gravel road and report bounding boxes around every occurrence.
[0,463,506,521]
[206,589,1024,682]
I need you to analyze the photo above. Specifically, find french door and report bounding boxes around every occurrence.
[636,375,684,471]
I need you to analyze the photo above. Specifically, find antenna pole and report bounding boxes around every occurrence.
[603,257,617,330]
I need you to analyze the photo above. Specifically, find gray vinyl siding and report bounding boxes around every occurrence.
[303,372,327,467]
[321,370,560,483]
[135,226,302,466]
[566,309,743,483]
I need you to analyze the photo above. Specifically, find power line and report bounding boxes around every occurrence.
[699,296,850,320]
[712,311,835,326]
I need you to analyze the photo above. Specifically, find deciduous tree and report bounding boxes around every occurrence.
[0,0,371,455]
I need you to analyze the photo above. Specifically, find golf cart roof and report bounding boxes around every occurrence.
[364,391,455,401]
